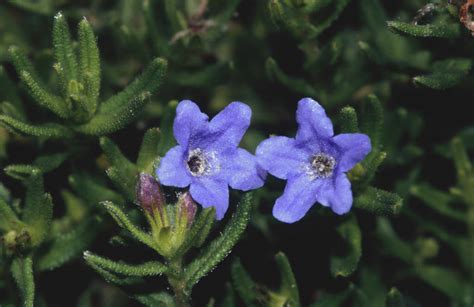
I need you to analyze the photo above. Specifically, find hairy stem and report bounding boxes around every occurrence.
[167,258,190,307]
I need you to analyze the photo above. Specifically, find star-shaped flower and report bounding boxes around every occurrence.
[256,98,371,223]
[157,100,266,219]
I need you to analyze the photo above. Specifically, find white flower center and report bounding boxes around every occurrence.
[186,148,219,176]
[306,153,336,179]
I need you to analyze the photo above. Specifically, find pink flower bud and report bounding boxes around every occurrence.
[178,192,197,226]
[136,173,166,217]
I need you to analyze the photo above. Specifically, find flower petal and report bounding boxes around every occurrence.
[224,148,266,191]
[333,133,371,172]
[189,177,229,220]
[173,100,209,147]
[315,174,353,215]
[272,174,320,223]
[295,98,334,143]
[156,145,192,188]
[256,136,309,180]
[205,101,251,152]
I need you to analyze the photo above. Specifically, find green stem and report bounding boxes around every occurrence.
[167,258,190,307]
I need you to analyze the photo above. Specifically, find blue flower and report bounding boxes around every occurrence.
[256,98,371,223]
[157,100,266,219]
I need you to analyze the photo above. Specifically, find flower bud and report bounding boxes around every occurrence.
[136,173,166,218]
[177,192,197,227]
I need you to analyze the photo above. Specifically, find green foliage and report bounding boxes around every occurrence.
[11,256,35,307]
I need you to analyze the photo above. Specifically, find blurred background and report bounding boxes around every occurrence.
[0,0,473,306]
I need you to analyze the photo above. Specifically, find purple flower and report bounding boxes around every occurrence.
[157,100,266,219]
[256,98,371,223]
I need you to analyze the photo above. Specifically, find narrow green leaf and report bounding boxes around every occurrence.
[5,153,68,180]
[37,218,98,271]
[266,58,317,96]
[414,265,470,302]
[310,287,353,307]
[164,0,181,33]
[78,17,101,114]
[451,137,472,182]
[0,198,21,231]
[20,71,70,118]
[375,218,413,263]
[360,95,383,150]
[310,0,351,37]
[68,173,124,206]
[135,292,175,307]
[0,114,73,138]
[23,173,53,246]
[8,46,39,81]
[414,58,471,90]
[105,166,136,202]
[387,21,460,38]
[84,251,166,277]
[137,128,161,172]
[11,256,35,307]
[84,258,142,285]
[338,106,359,133]
[386,287,405,307]
[275,252,300,306]
[100,137,137,176]
[53,12,78,86]
[185,193,253,290]
[99,58,167,115]
[354,186,403,215]
[76,58,166,135]
[158,100,178,156]
[231,258,258,307]
[410,183,464,221]
[330,216,362,278]
[102,201,157,251]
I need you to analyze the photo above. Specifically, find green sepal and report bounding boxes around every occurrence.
[185,193,253,290]
[83,251,166,277]
[385,287,405,307]
[78,17,100,116]
[338,106,359,133]
[275,252,300,306]
[158,100,178,156]
[265,57,317,97]
[0,198,21,232]
[231,258,258,307]
[137,128,161,173]
[0,114,73,138]
[330,215,362,278]
[387,21,460,38]
[11,255,35,307]
[53,12,79,91]
[36,218,98,271]
[102,201,158,252]
[354,186,403,216]
[171,207,215,259]
[23,173,53,247]
[5,153,68,180]
[135,292,176,307]
[414,58,472,90]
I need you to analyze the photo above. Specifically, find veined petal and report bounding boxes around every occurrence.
[256,136,308,180]
[157,145,192,188]
[315,174,353,215]
[295,98,334,143]
[225,148,266,191]
[189,177,229,220]
[173,100,209,147]
[333,133,372,172]
[205,102,251,152]
[272,174,320,223]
